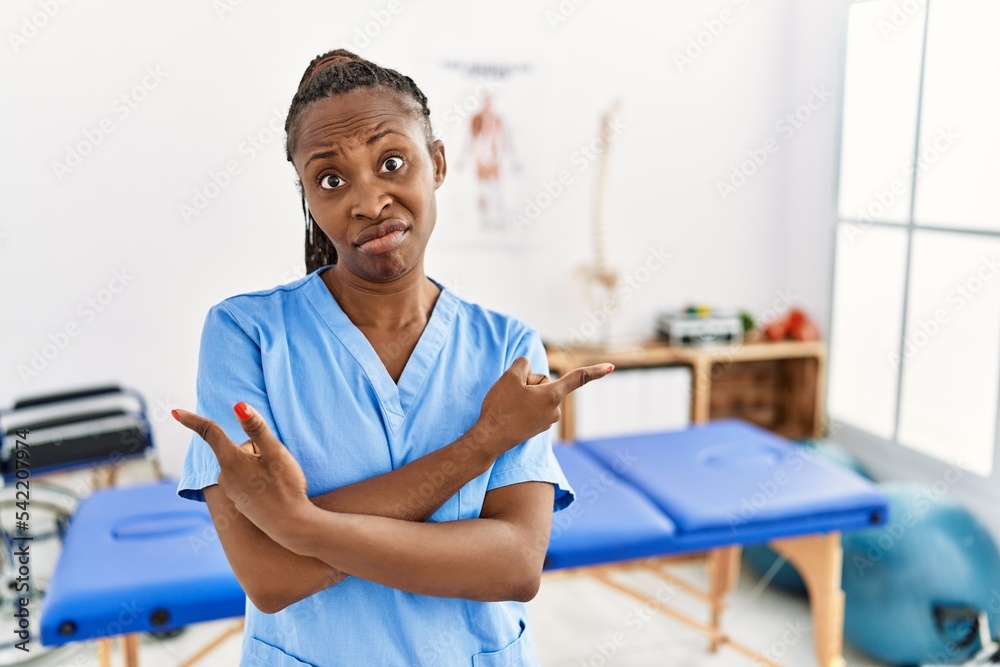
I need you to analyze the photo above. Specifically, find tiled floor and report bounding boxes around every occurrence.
[19,559,886,667]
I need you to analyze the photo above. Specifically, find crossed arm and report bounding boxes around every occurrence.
[200,425,552,613]
[175,358,611,614]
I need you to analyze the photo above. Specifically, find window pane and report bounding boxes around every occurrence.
[913,0,1000,231]
[829,223,909,438]
[897,230,1000,476]
[837,0,925,225]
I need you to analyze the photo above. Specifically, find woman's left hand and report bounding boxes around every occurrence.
[172,402,311,546]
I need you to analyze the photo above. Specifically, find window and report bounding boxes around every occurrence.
[829,0,1000,477]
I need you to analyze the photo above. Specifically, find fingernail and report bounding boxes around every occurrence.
[171,409,180,422]
[234,402,254,421]
[606,364,615,375]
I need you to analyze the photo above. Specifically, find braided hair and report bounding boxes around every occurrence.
[284,49,435,273]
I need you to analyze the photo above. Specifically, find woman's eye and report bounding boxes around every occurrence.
[319,174,343,189]
[381,156,404,172]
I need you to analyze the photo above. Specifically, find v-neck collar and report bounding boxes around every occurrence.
[303,265,459,434]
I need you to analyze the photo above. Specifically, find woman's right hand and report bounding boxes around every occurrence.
[473,357,613,456]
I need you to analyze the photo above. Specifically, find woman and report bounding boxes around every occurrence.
[172,49,612,667]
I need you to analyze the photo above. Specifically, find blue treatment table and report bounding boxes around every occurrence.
[40,480,246,667]
[544,419,886,667]
[39,420,885,667]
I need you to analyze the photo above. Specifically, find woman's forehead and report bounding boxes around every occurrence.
[295,89,423,156]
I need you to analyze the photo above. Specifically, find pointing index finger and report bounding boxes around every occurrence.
[172,407,238,466]
[549,363,614,399]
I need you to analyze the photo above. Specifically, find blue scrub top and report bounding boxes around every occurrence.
[177,265,575,667]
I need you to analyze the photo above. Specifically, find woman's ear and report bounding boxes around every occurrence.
[430,139,447,189]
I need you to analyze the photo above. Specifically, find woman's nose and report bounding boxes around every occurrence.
[350,175,392,219]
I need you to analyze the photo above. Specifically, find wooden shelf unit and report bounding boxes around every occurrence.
[545,339,827,442]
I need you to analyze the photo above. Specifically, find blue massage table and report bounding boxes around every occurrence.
[545,419,886,666]
[39,419,885,667]
[39,481,245,667]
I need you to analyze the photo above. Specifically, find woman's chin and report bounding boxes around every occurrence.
[348,251,421,283]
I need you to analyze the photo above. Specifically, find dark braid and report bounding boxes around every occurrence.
[284,49,435,274]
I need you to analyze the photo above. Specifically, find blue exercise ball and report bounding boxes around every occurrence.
[743,440,874,594]
[800,439,875,478]
[842,481,1000,665]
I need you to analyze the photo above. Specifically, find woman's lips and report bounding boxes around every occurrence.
[355,219,407,244]
[357,228,408,255]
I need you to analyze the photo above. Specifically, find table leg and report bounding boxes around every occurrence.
[706,546,741,652]
[769,532,846,667]
[97,638,112,667]
[814,351,827,439]
[691,359,712,423]
[123,634,140,667]
[179,619,246,667]
[560,391,577,443]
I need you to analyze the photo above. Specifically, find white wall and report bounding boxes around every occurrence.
[2,0,826,476]
[781,0,853,339]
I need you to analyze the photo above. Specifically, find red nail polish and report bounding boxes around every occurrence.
[606,365,615,375]
[234,402,253,421]
[171,409,180,422]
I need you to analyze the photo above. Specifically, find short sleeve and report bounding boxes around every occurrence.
[485,326,576,513]
[177,303,281,503]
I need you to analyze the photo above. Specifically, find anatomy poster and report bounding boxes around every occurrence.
[432,59,550,250]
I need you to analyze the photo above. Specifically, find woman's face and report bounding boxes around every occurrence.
[292,87,446,282]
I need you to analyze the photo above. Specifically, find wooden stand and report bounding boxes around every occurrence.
[94,620,244,667]
[770,533,846,667]
[545,339,827,442]
[545,533,846,667]
[96,635,139,667]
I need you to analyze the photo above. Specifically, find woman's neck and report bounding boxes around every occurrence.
[321,262,441,331]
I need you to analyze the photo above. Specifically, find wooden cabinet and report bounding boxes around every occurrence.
[545,339,827,442]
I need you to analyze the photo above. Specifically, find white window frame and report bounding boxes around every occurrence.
[827,0,1000,531]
